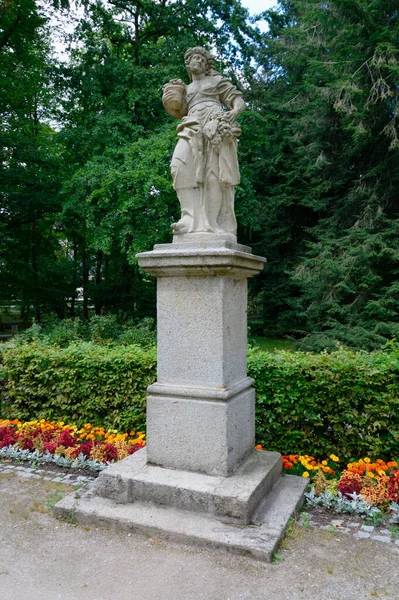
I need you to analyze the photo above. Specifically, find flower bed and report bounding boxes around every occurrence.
[1,417,398,524]
[0,418,145,472]
[280,451,399,523]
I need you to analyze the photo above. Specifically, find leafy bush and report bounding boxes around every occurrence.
[0,341,156,431]
[117,317,156,348]
[15,315,156,348]
[248,345,399,461]
[2,341,399,461]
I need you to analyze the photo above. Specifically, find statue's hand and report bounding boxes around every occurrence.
[168,78,186,86]
[224,110,239,123]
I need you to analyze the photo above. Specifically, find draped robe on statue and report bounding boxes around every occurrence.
[170,74,243,235]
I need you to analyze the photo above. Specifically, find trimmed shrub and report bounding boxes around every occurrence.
[248,346,399,461]
[0,341,156,431]
[2,342,399,461]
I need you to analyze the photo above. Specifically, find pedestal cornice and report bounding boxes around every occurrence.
[136,241,266,278]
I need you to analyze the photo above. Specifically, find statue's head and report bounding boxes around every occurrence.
[184,47,215,77]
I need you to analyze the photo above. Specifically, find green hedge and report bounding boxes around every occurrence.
[0,342,156,431]
[248,346,399,461]
[1,341,399,460]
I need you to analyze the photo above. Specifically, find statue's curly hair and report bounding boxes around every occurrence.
[184,47,216,76]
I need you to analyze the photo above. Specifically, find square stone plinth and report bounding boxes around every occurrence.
[146,381,255,476]
[90,448,282,525]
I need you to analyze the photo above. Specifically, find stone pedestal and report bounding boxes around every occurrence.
[55,239,307,561]
[139,240,264,476]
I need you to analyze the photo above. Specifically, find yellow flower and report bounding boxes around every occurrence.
[329,454,339,463]
[364,457,371,463]
[322,460,328,466]
[302,471,310,478]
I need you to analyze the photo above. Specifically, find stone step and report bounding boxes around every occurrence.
[54,473,307,562]
[95,448,282,525]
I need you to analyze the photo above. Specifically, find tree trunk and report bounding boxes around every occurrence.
[31,220,41,322]
[82,239,89,321]
[71,239,78,317]
[94,250,103,315]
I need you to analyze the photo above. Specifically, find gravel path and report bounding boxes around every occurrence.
[1,463,399,600]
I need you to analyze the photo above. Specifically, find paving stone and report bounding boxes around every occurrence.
[360,525,374,532]
[319,525,337,532]
[371,535,392,544]
[52,477,64,482]
[354,531,370,539]
[19,471,35,478]
[379,528,391,535]
[331,520,344,527]
[395,539,399,547]
[348,522,360,528]
[337,527,351,534]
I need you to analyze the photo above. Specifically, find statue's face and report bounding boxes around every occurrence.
[188,53,207,75]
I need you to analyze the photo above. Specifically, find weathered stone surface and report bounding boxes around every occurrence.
[146,385,255,476]
[163,47,246,238]
[137,241,265,476]
[54,473,308,563]
[354,531,371,539]
[136,241,266,279]
[371,535,392,544]
[93,448,282,525]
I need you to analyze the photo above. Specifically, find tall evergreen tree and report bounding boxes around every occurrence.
[252,0,399,348]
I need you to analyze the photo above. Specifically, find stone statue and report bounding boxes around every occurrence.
[162,47,246,238]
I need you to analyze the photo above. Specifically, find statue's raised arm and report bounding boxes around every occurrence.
[162,47,245,240]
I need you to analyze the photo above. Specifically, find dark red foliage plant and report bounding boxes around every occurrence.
[58,428,76,448]
[387,470,399,502]
[337,471,362,498]
[0,426,17,448]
